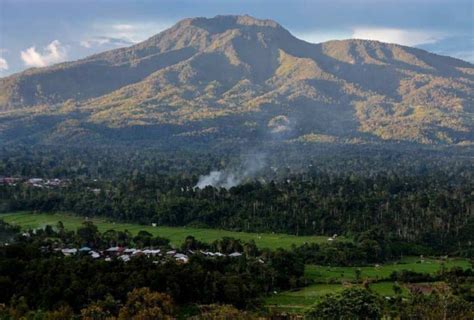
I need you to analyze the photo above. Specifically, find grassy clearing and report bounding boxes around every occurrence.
[0,212,338,250]
[265,281,412,313]
[265,283,344,313]
[266,257,471,313]
[305,256,471,283]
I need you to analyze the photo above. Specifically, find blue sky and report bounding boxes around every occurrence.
[0,0,472,76]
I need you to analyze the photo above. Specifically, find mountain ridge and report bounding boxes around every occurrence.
[0,15,473,146]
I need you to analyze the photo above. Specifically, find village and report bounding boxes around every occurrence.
[56,245,245,264]
[0,176,68,188]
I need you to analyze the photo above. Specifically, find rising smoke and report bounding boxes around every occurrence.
[195,153,267,189]
[195,114,294,189]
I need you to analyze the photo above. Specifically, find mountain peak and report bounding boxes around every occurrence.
[176,15,283,33]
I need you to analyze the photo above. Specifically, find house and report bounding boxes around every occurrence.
[45,179,62,187]
[0,177,21,186]
[174,253,189,263]
[61,248,78,256]
[143,249,161,256]
[105,247,123,256]
[229,252,242,257]
[28,178,43,184]
[119,255,131,262]
[89,251,100,259]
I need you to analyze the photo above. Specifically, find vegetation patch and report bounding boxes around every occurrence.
[0,212,338,249]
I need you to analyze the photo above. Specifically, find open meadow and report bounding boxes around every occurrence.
[0,212,337,250]
[265,257,471,313]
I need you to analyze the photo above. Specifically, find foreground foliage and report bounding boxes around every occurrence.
[0,220,472,319]
[306,288,383,319]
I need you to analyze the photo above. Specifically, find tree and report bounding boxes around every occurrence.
[77,221,99,247]
[118,288,174,320]
[306,287,383,319]
[190,304,253,320]
[392,283,402,296]
[80,294,119,320]
[355,268,362,283]
[133,230,153,248]
[43,305,74,320]
[400,285,474,320]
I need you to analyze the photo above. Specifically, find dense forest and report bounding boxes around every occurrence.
[1,145,473,318]
[1,146,472,255]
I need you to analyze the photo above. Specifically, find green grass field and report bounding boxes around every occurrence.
[265,283,344,313]
[265,257,471,313]
[0,212,338,249]
[305,256,471,283]
[265,281,413,313]
[3,212,470,315]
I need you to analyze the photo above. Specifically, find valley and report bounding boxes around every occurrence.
[1,211,470,317]
[0,7,473,319]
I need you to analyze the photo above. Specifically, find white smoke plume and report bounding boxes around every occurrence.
[195,114,295,189]
[195,153,266,189]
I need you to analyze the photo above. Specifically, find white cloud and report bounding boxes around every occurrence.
[294,30,351,44]
[21,40,67,67]
[0,57,8,71]
[80,36,133,48]
[112,24,135,31]
[294,27,445,47]
[352,27,444,46]
[95,21,173,44]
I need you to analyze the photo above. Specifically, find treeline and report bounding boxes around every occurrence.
[1,144,472,179]
[0,221,473,319]
[2,170,472,255]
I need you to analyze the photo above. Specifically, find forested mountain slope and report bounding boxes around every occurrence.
[0,15,473,146]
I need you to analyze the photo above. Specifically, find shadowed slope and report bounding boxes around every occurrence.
[0,15,472,145]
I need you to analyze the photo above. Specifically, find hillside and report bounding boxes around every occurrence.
[0,15,473,146]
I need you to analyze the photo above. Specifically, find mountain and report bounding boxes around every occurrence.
[0,15,473,147]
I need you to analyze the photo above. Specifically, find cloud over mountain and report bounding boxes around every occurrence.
[80,36,134,49]
[20,40,67,67]
[352,27,444,46]
[0,58,8,71]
